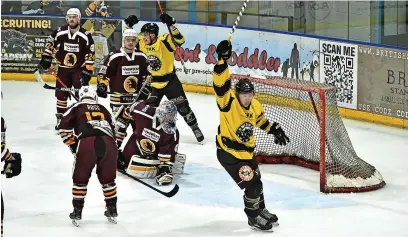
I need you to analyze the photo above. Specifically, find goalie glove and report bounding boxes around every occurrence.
[269,122,290,146]
[156,162,173,186]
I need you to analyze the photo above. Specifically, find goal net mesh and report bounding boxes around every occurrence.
[230,74,386,193]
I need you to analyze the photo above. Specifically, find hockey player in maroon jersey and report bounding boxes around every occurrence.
[38,8,96,130]
[57,86,118,226]
[2,113,22,236]
[96,29,151,116]
[115,100,182,186]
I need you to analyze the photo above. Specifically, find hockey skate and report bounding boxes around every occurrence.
[156,162,173,186]
[247,214,274,232]
[104,204,118,224]
[191,125,204,144]
[261,208,279,226]
[69,204,83,227]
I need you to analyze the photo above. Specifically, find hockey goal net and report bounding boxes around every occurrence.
[230,74,386,193]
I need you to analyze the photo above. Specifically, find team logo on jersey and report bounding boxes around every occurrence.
[64,43,79,52]
[123,76,138,93]
[122,65,140,75]
[63,53,77,67]
[239,165,254,182]
[147,55,161,71]
[142,128,160,142]
[99,65,107,74]
[236,122,254,143]
[140,139,156,153]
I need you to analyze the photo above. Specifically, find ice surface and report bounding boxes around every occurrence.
[1,81,407,237]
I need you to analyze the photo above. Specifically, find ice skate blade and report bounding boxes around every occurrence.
[249,226,274,232]
[107,217,117,224]
[71,219,80,227]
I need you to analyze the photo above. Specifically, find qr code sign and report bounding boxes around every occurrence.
[320,41,358,109]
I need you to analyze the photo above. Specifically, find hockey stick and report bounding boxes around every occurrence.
[227,0,250,41]
[55,75,79,101]
[118,169,179,198]
[156,0,188,74]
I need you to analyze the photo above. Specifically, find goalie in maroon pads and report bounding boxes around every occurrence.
[96,29,151,116]
[115,100,184,186]
[38,8,95,130]
[57,86,118,226]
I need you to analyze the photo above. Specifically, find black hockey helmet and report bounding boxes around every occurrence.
[141,23,159,36]
[235,78,254,94]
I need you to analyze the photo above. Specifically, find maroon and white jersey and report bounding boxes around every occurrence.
[44,25,95,71]
[122,102,179,163]
[98,48,150,106]
[58,101,115,146]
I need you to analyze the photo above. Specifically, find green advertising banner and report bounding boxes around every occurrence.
[357,45,408,119]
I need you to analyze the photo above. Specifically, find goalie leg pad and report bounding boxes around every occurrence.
[173,153,186,174]
[126,155,160,179]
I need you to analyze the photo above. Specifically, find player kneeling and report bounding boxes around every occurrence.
[115,100,184,186]
[58,86,118,226]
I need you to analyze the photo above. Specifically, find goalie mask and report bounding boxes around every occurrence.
[79,86,98,102]
[155,100,177,134]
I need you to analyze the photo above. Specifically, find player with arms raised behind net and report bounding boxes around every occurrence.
[124,14,204,143]
[57,86,118,226]
[96,28,151,117]
[213,40,290,231]
[38,8,95,130]
[115,100,183,186]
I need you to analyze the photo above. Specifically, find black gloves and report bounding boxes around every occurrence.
[216,40,232,61]
[269,122,290,146]
[125,15,139,28]
[38,54,52,70]
[80,69,92,86]
[2,153,22,178]
[160,13,176,26]
[97,83,108,98]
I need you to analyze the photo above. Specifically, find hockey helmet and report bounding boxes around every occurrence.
[66,8,81,20]
[141,23,159,36]
[79,86,98,102]
[235,78,254,94]
[155,100,177,134]
[123,29,138,40]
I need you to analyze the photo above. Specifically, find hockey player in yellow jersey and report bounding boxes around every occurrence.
[213,40,290,231]
[124,14,204,144]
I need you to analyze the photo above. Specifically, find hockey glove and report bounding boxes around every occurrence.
[125,15,139,28]
[2,153,22,178]
[269,122,290,146]
[216,40,232,61]
[80,69,92,86]
[156,162,174,186]
[38,54,53,70]
[97,83,108,98]
[160,13,176,26]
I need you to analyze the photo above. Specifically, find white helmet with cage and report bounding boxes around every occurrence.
[79,86,97,102]
[66,8,81,21]
[155,100,178,134]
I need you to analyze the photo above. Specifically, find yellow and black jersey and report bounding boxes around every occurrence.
[137,27,184,89]
[213,59,273,160]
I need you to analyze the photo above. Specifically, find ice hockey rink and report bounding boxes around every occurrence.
[1,80,408,237]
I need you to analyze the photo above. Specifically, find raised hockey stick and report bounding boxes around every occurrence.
[156,0,188,74]
[118,169,179,198]
[227,0,250,41]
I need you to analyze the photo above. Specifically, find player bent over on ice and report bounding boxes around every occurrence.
[213,40,290,231]
[115,100,185,186]
[57,86,118,226]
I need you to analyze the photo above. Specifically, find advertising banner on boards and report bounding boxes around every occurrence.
[1,15,121,75]
[319,40,359,109]
[357,45,407,119]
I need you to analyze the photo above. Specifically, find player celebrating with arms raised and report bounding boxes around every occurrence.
[213,40,290,231]
[124,14,204,143]
[38,8,95,130]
